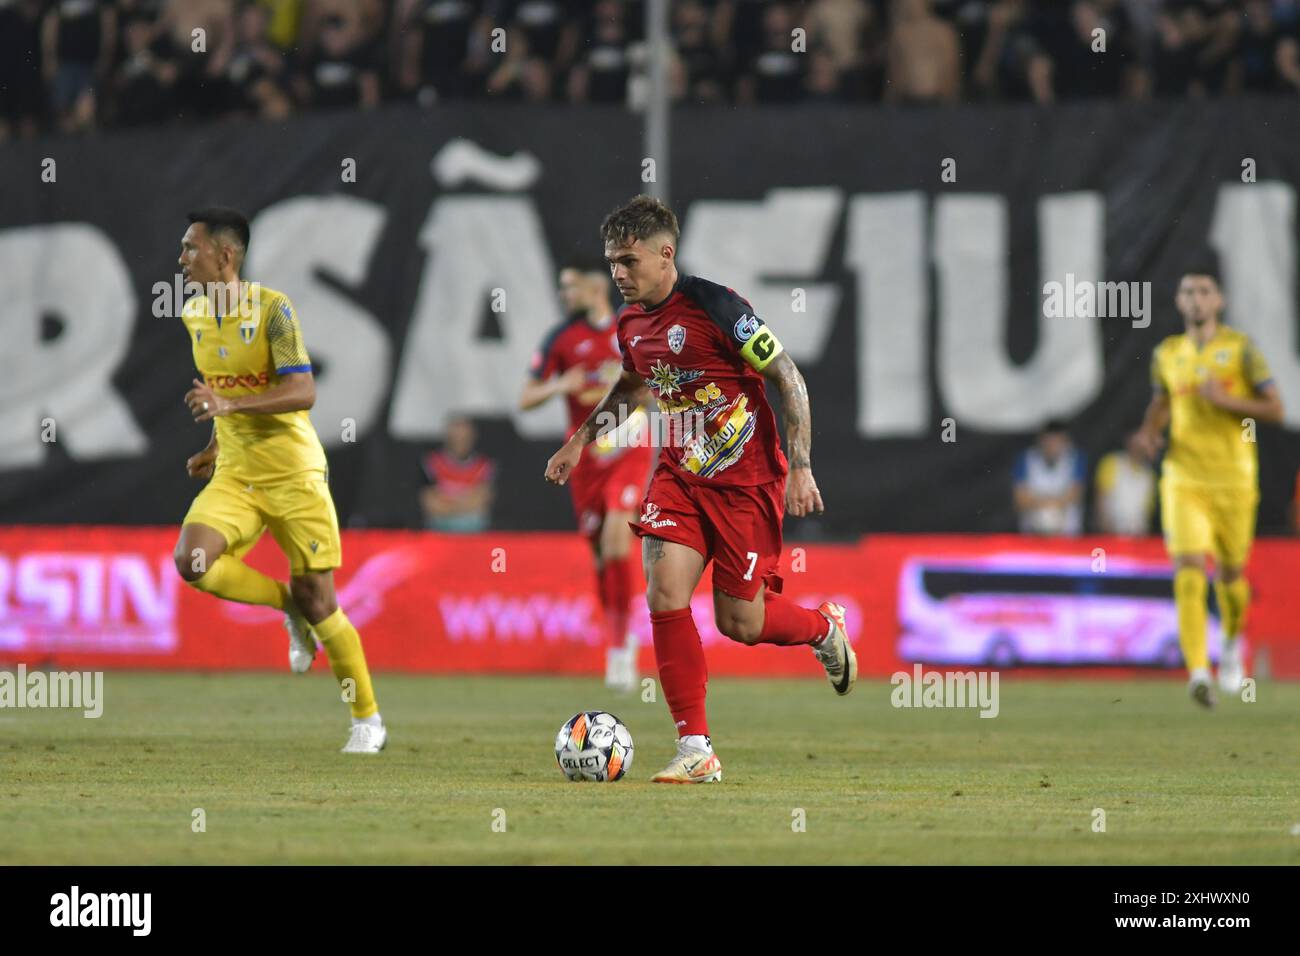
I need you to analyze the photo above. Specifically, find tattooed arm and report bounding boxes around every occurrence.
[544,369,648,485]
[761,352,824,516]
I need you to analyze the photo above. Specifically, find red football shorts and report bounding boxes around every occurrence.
[629,462,786,602]
[569,446,654,540]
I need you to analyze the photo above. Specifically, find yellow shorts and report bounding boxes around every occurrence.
[183,470,342,575]
[1160,479,1257,569]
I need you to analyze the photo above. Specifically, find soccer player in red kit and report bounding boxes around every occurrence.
[523,263,654,692]
[545,196,856,783]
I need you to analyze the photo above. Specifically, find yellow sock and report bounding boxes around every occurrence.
[314,608,378,720]
[1213,577,1251,644]
[190,555,287,609]
[1174,567,1209,671]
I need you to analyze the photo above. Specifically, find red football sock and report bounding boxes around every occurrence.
[755,591,831,646]
[651,607,709,736]
[599,555,634,648]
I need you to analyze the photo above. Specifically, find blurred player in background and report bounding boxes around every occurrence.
[522,263,652,692]
[1133,267,1283,708]
[175,207,386,753]
[545,196,856,783]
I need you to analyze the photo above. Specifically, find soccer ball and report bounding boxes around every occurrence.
[554,711,634,782]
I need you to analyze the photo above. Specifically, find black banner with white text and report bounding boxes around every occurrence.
[2,100,1300,535]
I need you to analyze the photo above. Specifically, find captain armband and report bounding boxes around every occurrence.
[739,326,784,372]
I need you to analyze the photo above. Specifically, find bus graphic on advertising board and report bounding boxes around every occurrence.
[897,554,1221,668]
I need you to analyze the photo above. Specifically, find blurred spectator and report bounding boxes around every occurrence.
[674,0,726,104]
[0,0,48,140]
[1024,1,1143,101]
[11,0,1300,137]
[420,416,496,533]
[568,0,632,103]
[973,0,1032,99]
[1279,28,1300,93]
[736,2,806,103]
[806,49,847,100]
[224,2,292,119]
[807,0,884,99]
[495,0,578,72]
[155,0,236,120]
[808,0,871,73]
[885,0,961,103]
[393,0,487,103]
[1013,419,1086,536]
[42,0,118,133]
[1093,436,1156,535]
[1152,0,1241,97]
[1234,0,1300,92]
[938,0,992,88]
[257,0,304,51]
[716,0,772,77]
[110,12,181,127]
[296,0,383,110]
[487,29,554,101]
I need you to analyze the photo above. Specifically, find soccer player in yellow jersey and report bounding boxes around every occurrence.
[1133,268,1284,708]
[173,207,386,752]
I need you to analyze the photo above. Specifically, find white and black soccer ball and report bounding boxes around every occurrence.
[554,711,634,782]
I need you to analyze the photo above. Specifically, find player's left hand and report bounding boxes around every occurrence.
[786,467,824,517]
[185,378,233,423]
[1198,377,1229,408]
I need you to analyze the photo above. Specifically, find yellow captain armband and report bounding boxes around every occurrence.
[739,325,784,371]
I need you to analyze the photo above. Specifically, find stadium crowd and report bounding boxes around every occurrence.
[3,1,1300,137]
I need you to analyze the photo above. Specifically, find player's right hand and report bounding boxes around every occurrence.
[556,365,588,395]
[186,448,217,480]
[544,441,583,485]
[1130,428,1164,462]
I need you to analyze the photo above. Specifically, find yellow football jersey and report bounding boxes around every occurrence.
[181,281,327,484]
[1150,325,1273,488]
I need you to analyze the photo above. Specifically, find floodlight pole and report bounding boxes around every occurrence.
[645,0,670,206]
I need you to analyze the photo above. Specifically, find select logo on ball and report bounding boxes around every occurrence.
[555,711,634,782]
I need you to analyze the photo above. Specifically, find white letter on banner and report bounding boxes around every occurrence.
[934,192,1104,430]
[245,195,390,448]
[0,224,146,467]
[1209,182,1300,428]
[390,196,565,441]
[845,192,929,436]
[677,188,842,361]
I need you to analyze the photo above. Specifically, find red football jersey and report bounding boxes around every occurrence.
[529,313,622,427]
[529,312,643,465]
[617,273,788,487]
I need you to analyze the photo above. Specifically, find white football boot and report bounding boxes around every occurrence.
[341,720,387,754]
[605,645,638,693]
[1188,668,1216,709]
[284,603,317,674]
[1218,638,1246,695]
[651,736,722,784]
[812,601,857,695]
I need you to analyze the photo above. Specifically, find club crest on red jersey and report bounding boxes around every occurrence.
[667,324,686,354]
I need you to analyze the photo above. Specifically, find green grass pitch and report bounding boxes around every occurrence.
[2,673,1297,864]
